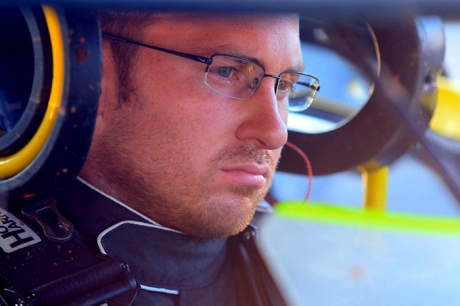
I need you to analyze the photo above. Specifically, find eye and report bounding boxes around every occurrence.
[278,79,294,93]
[249,78,260,89]
[216,67,234,78]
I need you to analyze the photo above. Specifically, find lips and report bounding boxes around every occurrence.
[220,163,269,188]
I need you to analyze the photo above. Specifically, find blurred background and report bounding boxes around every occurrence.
[271,19,460,216]
[262,18,460,306]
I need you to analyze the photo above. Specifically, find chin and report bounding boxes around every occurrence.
[139,184,267,239]
[190,221,252,239]
[185,197,259,239]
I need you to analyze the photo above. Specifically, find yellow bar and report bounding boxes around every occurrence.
[362,166,389,212]
[0,5,63,179]
[431,76,460,140]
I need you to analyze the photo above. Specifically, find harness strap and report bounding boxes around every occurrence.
[29,258,137,306]
[232,225,288,306]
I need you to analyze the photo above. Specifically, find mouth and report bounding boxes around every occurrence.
[220,163,270,188]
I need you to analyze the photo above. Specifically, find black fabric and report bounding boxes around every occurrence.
[0,200,103,294]
[0,196,138,305]
[0,179,287,305]
[30,258,136,306]
[54,180,148,254]
[100,223,227,289]
[230,227,288,306]
[54,179,241,305]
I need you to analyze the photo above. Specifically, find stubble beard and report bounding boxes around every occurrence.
[93,125,277,239]
[90,71,279,239]
[176,144,278,238]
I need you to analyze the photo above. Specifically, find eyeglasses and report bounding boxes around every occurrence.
[102,33,320,112]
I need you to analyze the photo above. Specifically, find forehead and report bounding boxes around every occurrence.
[142,13,303,71]
[148,12,298,30]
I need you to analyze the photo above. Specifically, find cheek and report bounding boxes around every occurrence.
[133,67,240,161]
[171,92,238,140]
[137,102,222,167]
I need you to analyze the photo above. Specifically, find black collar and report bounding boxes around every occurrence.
[55,179,229,290]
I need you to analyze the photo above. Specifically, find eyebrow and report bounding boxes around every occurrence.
[195,44,305,74]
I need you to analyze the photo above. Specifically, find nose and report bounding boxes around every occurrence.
[235,80,288,150]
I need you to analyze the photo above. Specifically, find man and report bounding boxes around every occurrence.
[50,10,317,305]
[82,11,303,237]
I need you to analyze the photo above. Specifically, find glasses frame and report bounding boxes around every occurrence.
[102,33,320,110]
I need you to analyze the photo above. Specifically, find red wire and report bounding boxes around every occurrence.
[284,140,313,203]
[265,141,313,205]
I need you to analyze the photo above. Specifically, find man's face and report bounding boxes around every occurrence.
[84,13,303,238]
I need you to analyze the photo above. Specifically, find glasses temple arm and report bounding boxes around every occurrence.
[102,33,213,65]
[297,81,320,91]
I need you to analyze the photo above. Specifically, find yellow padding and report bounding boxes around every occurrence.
[431,76,460,140]
[0,5,63,179]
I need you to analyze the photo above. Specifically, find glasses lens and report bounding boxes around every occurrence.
[204,55,264,99]
[278,73,319,112]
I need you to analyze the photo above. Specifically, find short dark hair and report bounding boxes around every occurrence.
[98,10,155,105]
